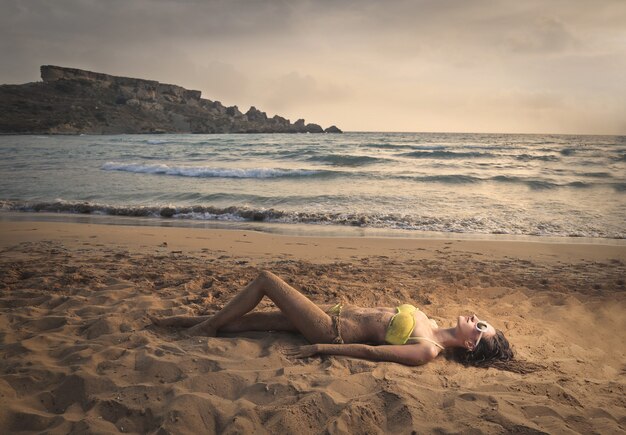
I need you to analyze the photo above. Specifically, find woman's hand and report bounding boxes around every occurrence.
[283,344,319,358]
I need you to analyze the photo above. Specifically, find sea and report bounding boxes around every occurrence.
[1,132,625,240]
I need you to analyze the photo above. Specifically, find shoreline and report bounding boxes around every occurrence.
[2,210,625,247]
[1,218,625,265]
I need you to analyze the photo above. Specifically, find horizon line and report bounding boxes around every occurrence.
[342,130,626,137]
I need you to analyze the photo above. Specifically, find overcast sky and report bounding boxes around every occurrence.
[2,0,625,134]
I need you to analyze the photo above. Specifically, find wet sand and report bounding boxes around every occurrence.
[0,220,624,433]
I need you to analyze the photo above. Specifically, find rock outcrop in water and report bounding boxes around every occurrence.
[0,65,343,135]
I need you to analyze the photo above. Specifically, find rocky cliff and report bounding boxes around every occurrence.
[0,65,342,134]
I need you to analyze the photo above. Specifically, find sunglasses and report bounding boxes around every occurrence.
[474,321,489,348]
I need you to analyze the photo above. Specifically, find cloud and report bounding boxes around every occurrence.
[501,17,580,54]
[0,0,296,42]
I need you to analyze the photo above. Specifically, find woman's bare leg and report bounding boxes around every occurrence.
[221,311,297,332]
[151,311,297,331]
[185,271,336,343]
[150,314,211,328]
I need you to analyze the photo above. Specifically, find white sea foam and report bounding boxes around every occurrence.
[101,162,321,178]
[174,211,248,221]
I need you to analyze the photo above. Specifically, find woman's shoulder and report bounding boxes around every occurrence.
[409,342,442,361]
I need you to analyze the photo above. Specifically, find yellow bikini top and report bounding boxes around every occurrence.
[385,304,444,349]
[385,304,417,345]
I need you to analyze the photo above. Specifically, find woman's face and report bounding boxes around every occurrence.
[457,314,496,349]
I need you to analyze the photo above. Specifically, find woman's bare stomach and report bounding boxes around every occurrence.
[338,305,394,344]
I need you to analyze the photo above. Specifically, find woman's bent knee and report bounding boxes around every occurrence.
[257,270,279,283]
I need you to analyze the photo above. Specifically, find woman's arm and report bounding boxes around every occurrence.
[286,343,439,366]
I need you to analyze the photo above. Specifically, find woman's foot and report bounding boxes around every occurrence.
[184,319,218,337]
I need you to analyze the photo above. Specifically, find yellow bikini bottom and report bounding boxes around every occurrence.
[327,303,344,344]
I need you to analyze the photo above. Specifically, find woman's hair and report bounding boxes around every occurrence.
[448,330,513,369]
[447,329,542,373]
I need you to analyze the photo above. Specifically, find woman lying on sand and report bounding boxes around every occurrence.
[151,271,513,367]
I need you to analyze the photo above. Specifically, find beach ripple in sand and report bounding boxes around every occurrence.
[0,241,625,433]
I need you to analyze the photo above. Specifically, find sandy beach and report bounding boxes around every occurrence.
[0,218,625,434]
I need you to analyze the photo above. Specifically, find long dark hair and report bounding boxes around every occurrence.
[447,330,542,373]
[447,329,517,371]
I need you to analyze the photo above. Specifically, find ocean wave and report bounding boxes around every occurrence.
[101,162,329,179]
[399,151,496,159]
[579,172,613,179]
[119,154,162,160]
[407,175,481,184]
[490,175,558,190]
[566,181,592,188]
[487,176,608,189]
[306,154,387,166]
[514,154,560,162]
[360,143,441,150]
[399,174,602,189]
[141,138,231,146]
[614,183,626,192]
[2,200,623,238]
[1,201,291,221]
